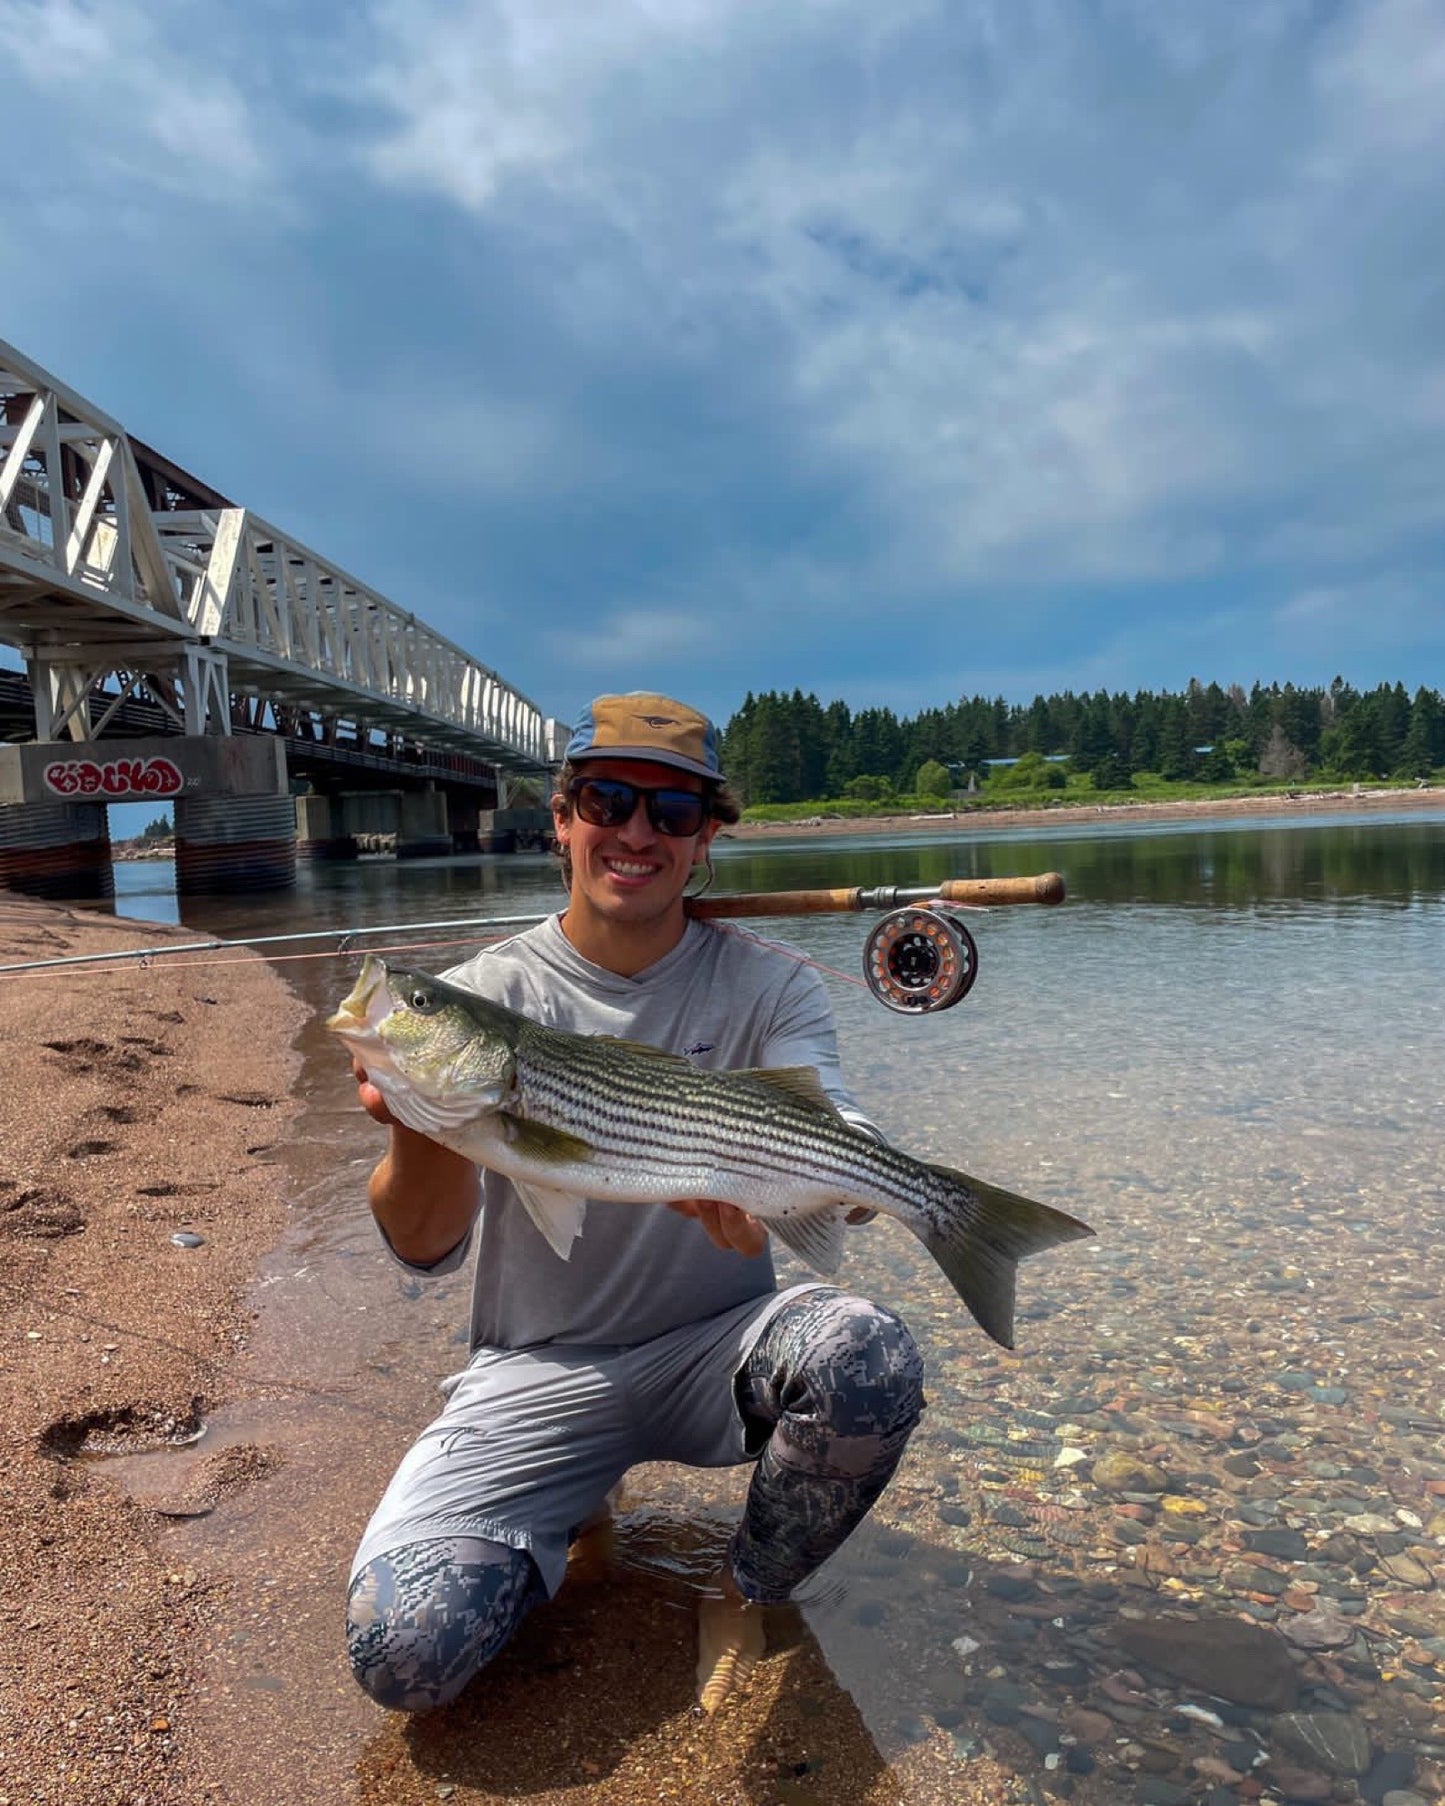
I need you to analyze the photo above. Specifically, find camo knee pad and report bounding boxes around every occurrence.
[346,1534,544,1712]
[730,1288,925,1602]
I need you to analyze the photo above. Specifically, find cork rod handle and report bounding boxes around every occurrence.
[687,871,1065,919]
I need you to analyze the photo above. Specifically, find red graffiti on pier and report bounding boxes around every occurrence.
[43,755,185,800]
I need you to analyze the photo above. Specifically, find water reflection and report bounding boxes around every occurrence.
[715,815,1445,910]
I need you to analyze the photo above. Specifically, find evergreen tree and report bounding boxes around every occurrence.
[1398,688,1445,777]
[717,677,1443,802]
[1156,695,1195,781]
[1374,682,1411,773]
[1070,693,1114,774]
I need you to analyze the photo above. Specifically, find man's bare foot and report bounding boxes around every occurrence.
[696,1571,765,1715]
[566,1496,617,1584]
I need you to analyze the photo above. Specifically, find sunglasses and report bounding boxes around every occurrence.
[567,776,709,838]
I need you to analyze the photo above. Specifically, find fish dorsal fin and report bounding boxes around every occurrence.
[592,1036,694,1069]
[511,1178,587,1262]
[734,1066,843,1116]
[768,1205,846,1275]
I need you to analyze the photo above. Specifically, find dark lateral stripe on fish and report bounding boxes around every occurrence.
[515,1045,856,1135]
[515,1087,938,1213]
[515,1056,886,1164]
[516,1074,911,1189]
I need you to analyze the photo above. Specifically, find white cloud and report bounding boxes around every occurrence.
[342,0,1445,605]
[354,0,739,207]
[4,0,1442,711]
[0,0,272,195]
[1313,0,1445,160]
[544,605,725,673]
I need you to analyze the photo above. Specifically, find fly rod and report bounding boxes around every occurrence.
[0,870,1064,1010]
[685,872,1064,918]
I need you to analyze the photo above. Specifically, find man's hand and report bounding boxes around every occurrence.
[669,1198,768,1258]
[353,1057,396,1127]
[350,1057,480,1267]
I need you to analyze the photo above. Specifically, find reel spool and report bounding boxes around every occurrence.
[863,905,979,1014]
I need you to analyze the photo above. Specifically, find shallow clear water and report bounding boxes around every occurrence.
[101,811,1445,1795]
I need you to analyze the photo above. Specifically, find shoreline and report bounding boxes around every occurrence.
[724,783,1445,840]
[0,900,308,1804]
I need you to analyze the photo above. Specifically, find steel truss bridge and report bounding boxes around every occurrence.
[0,337,562,787]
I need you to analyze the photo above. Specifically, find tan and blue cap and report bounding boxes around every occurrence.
[564,691,724,782]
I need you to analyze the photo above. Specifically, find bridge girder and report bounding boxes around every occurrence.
[0,338,564,775]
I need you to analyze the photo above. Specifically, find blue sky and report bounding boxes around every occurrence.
[2,0,1443,734]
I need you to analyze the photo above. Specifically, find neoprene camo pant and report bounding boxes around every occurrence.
[346,1288,924,1712]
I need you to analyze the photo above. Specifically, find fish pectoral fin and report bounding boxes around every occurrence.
[511,1179,587,1262]
[734,1066,843,1117]
[767,1205,846,1275]
[501,1113,594,1164]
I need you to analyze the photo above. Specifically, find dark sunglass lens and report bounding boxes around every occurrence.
[651,791,706,836]
[571,778,705,836]
[574,779,636,826]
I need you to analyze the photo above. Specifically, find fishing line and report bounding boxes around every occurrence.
[0,932,520,982]
[0,920,884,994]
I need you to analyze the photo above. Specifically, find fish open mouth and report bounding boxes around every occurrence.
[325,955,390,1040]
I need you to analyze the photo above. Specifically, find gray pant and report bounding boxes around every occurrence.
[347,1287,923,1711]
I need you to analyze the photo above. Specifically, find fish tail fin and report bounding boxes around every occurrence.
[919,1165,1094,1349]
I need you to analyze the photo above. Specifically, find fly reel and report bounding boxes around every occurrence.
[863,905,979,1014]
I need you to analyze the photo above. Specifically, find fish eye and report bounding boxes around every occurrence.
[407,986,436,1012]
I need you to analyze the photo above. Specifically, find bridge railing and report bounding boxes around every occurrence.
[1,338,557,771]
[1,339,185,624]
[153,505,554,765]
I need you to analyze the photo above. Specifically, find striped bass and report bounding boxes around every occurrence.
[328,955,1093,1347]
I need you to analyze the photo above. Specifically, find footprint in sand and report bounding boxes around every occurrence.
[42,1038,167,1081]
[0,1185,85,1239]
[42,1036,111,1074]
[150,1444,284,1520]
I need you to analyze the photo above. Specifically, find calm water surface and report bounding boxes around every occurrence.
[105,810,1444,1797]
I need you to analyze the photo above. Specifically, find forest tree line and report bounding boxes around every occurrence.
[719,679,1445,806]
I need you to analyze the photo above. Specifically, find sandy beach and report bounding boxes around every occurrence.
[0,899,309,1804]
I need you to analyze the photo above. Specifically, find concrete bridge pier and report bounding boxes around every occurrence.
[174,793,297,894]
[336,787,462,858]
[0,799,113,899]
[397,786,453,859]
[0,735,295,900]
[295,793,357,862]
